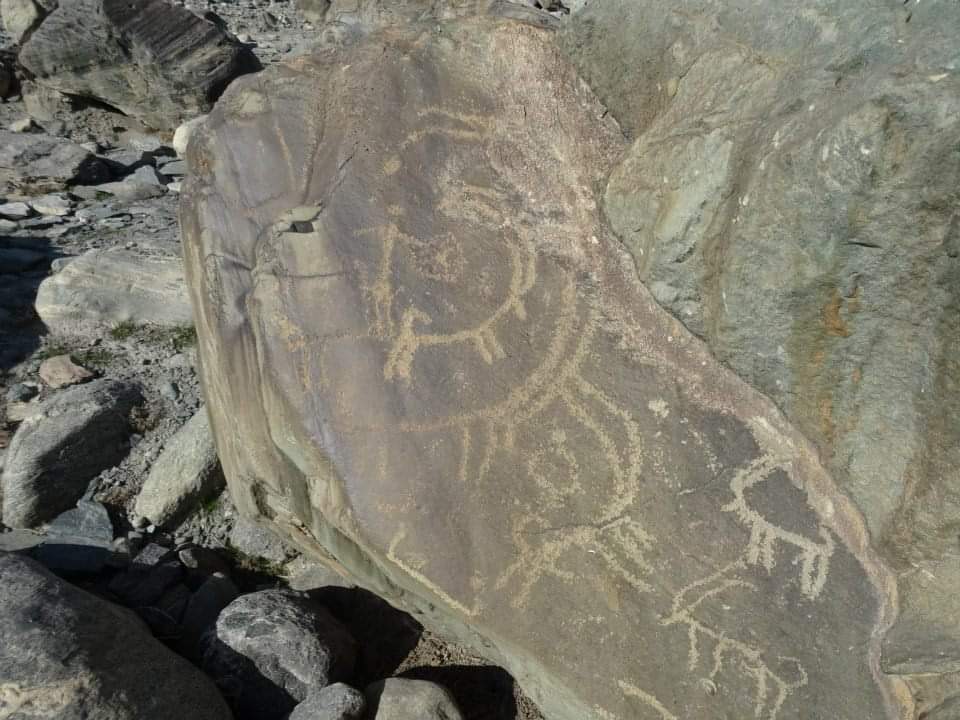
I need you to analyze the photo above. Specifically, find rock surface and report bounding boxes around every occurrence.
[203,589,357,719]
[0,552,233,720]
[365,679,462,720]
[0,129,110,193]
[36,246,193,334]
[182,18,905,720]
[38,354,94,388]
[18,0,261,130]
[290,683,365,720]
[563,0,960,684]
[1,379,141,527]
[134,408,223,528]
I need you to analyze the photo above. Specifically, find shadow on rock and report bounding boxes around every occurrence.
[0,234,62,373]
[307,586,423,685]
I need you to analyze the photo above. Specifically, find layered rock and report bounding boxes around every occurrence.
[36,245,192,334]
[561,0,960,695]
[182,18,906,720]
[0,552,233,720]
[18,0,261,130]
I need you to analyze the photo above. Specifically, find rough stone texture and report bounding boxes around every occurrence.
[174,115,207,157]
[313,0,558,45]
[290,683,365,720]
[36,246,193,334]
[562,0,960,688]
[134,408,223,528]
[0,129,110,193]
[229,514,292,564]
[203,589,357,719]
[0,0,52,44]
[1,379,141,528]
[18,0,261,131]
[182,18,907,720]
[0,552,233,720]
[365,679,462,720]
[38,354,94,388]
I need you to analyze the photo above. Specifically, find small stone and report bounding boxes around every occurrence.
[284,556,354,592]
[0,218,17,232]
[0,201,32,220]
[130,164,165,186]
[8,117,36,133]
[46,499,113,543]
[229,514,292,564]
[290,684,365,720]
[172,115,205,157]
[101,180,166,200]
[159,159,187,176]
[167,181,182,193]
[178,546,230,574]
[159,380,180,400]
[38,354,94,388]
[5,383,38,403]
[29,193,72,216]
[364,679,464,720]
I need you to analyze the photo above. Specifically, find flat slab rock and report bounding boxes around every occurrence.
[181,17,907,720]
[0,552,232,720]
[35,245,193,334]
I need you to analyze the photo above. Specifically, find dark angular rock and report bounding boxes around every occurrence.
[178,572,239,660]
[18,0,262,130]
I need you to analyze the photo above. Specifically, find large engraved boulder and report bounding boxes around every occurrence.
[181,19,907,720]
[560,0,960,704]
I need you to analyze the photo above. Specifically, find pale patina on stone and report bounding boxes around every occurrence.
[182,18,908,720]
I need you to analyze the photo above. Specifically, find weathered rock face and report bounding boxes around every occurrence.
[18,0,261,130]
[561,0,960,693]
[0,552,233,720]
[182,18,907,720]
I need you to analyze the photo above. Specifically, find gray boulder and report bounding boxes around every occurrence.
[1,379,141,528]
[364,679,462,720]
[0,129,110,193]
[564,0,960,685]
[35,246,192,334]
[290,683,365,720]
[134,408,224,528]
[0,552,233,720]
[181,17,903,720]
[203,589,357,720]
[18,0,261,131]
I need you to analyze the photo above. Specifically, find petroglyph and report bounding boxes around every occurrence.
[185,21,903,719]
[617,681,678,720]
[660,563,809,720]
[723,418,836,600]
